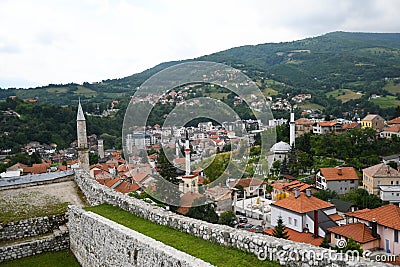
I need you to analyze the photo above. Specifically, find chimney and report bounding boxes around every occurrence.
[295,188,300,198]
[313,210,319,238]
[306,188,312,197]
[337,167,342,176]
[371,218,378,238]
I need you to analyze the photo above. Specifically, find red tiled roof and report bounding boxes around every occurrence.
[342,122,359,130]
[346,204,400,231]
[271,192,334,213]
[114,181,140,194]
[327,223,379,244]
[295,118,313,125]
[316,121,337,127]
[329,214,344,221]
[133,172,149,183]
[23,163,49,174]
[384,125,400,133]
[235,178,263,188]
[105,177,120,188]
[264,227,323,246]
[319,167,358,181]
[388,116,400,125]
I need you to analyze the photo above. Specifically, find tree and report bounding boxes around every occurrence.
[272,216,289,239]
[313,189,338,201]
[320,236,330,248]
[156,149,178,184]
[186,201,219,224]
[89,153,99,165]
[218,210,237,227]
[341,188,382,209]
[337,238,363,254]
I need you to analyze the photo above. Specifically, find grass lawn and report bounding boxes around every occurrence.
[298,102,324,110]
[371,96,400,109]
[262,87,278,97]
[326,89,363,103]
[384,81,400,95]
[86,204,280,267]
[0,250,80,267]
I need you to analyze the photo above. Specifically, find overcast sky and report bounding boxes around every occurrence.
[0,0,399,88]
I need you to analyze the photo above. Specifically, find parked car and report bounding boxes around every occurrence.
[238,216,248,223]
[237,223,253,230]
[249,225,264,233]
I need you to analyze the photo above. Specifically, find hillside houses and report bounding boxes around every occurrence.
[315,167,358,194]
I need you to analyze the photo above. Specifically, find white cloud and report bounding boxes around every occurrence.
[0,0,399,88]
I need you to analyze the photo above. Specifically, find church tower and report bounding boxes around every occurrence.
[77,99,90,173]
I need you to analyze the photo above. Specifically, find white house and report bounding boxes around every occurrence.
[270,189,338,238]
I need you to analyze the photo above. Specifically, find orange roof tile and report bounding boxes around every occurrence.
[235,178,264,188]
[329,214,344,221]
[346,204,400,231]
[264,228,323,246]
[114,181,140,194]
[384,125,400,133]
[295,118,313,125]
[342,122,359,130]
[23,163,49,174]
[388,116,400,125]
[133,172,149,183]
[271,192,334,213]
[105,177,120,188]
[319,167,358,181]
[317,121,337,127]
[327,223,379,244]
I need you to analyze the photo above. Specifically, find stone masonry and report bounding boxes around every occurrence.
[0,214,67,241]
[72,169,394,266]
[68,206,214,267]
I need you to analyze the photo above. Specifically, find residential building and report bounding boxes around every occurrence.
[361,114,385,132]
[362,163,400,195]
[341,122,360,131]
[312,121,341,135]
[387,116,400,126]
[234,178,266,197]
[327,222,380,251]
[264,227,323,246]
[295,118,314,137]
[346,204,400,254]
[270,189,338,237]
[271,180,315,201]
[315,167,359,194]
[380,125,400,139]
[379,186,400,204]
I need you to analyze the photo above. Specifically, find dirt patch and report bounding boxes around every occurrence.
[0,181,86,223]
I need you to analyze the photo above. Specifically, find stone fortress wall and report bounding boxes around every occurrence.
[72,169,393,267]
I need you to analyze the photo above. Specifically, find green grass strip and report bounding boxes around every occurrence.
[0,250,80,267]
[85,204,280,267]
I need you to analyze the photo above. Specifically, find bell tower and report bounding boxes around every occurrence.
[77,99,89,173]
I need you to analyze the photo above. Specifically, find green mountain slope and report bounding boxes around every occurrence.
[1,31,400,107]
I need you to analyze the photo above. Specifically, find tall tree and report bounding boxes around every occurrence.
[272,216,289,239]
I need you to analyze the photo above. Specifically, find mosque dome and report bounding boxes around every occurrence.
[270,141,291,153]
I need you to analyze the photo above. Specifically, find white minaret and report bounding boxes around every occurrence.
[289,111,295,148]
[175,140,180,158]
[184,131,191,176]
[98,139,104,159]
[77,99,90,173]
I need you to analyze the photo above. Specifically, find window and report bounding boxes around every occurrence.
[335,234,341,239]
[289,217,292,225]
[378,180,381,185]
[294,219,297,226]
[350,180,355,184]
[384,226,388,230]
[395,230,399,243]
[391,181,394,185]
[397,181,399,185]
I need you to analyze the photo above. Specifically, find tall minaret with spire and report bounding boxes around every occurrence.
[179,130,198,194]
[77,99,89,173]
[289,110,295,148]
[184,131,191,176]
